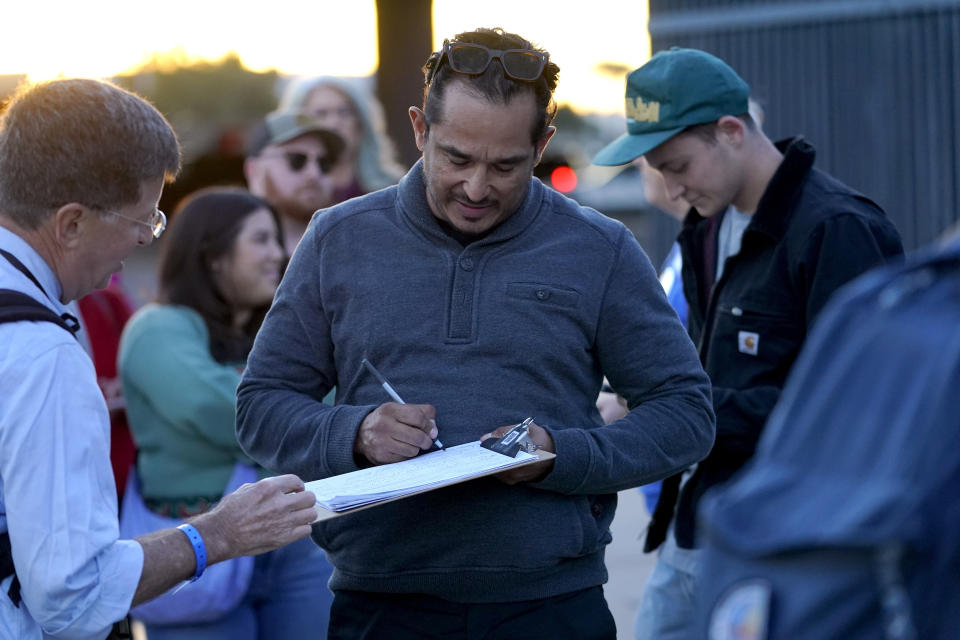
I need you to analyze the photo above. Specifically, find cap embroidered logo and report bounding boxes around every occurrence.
[626,97,660,123]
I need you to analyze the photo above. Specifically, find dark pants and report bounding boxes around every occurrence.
[329,586,617,640]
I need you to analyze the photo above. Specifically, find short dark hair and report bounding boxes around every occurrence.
[682,113,756,145]
[422,27,559,144]
[0,78,180,228]
[158,187,284,363]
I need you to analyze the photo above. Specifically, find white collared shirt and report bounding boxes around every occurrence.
[0,226,143,639]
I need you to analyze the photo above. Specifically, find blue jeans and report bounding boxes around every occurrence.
[145,537,333,640]
[634,531,701,640]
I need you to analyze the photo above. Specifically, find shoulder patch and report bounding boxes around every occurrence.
[709,579,772,640]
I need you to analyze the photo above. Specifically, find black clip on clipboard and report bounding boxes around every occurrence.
[480,417,537,458]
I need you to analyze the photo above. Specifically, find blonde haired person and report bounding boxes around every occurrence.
[279,76,405,202]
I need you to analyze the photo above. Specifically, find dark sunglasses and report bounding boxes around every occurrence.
[267,151,334,174]
[426,41,548,85]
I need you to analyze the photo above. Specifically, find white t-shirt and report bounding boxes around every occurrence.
[715,207,752,282]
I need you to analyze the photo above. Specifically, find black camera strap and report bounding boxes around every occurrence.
[0,248,79,335]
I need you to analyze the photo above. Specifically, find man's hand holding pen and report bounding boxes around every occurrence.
[354,402,439,465]
[481,420,556,485]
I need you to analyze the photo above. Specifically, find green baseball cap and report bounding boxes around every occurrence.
[593,48,750,166]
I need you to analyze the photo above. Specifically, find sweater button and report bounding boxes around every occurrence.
[591,502,603,518]
[459,257,474,271]
[536,289,550,300]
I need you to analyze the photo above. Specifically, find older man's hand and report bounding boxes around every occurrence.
[196,474,318,564]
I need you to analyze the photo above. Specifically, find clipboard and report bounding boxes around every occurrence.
[308,443,555,522]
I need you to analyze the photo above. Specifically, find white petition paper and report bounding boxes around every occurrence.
[306,441,536,514]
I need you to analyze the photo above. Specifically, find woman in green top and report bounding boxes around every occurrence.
[119,187,333,638]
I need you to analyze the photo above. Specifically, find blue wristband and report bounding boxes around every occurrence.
[177,524,207,582]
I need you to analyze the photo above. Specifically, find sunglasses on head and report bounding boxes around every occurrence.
[426,41,548,85]
[266,151,334,174]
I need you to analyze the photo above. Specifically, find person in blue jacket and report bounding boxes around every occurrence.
[697,232,960,640]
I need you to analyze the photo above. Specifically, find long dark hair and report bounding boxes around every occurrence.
[157,186,284,363]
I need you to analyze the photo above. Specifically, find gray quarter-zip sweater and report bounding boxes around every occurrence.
[237,161,715,602]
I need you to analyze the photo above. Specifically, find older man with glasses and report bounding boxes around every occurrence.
[236,27,716,639]
[244,110,344,253]
[0,78,322,640]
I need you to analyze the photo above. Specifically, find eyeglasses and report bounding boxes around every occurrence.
[263,151,334,174]
[426,41,548,86]
[104,207,167,239]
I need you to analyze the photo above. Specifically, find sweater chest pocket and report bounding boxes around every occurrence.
[500,283,590,354]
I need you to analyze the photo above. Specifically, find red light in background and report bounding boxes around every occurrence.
[551,166,578,193]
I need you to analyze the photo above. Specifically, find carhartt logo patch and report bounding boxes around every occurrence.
[738,331,759,355]
[626,96,660,123]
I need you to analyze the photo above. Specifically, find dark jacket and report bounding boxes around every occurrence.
[647,137,904,551]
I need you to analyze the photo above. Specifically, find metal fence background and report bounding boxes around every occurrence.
[647,0,960,251]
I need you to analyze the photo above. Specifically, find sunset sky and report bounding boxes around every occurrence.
[0,0,649,114]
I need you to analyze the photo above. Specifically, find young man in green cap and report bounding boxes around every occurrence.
[595,48,904,639]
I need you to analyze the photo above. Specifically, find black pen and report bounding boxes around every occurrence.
[361,358,444,449]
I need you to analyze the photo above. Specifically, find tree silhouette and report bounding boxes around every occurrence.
[115,54,280,212]
[376,0,433,168]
